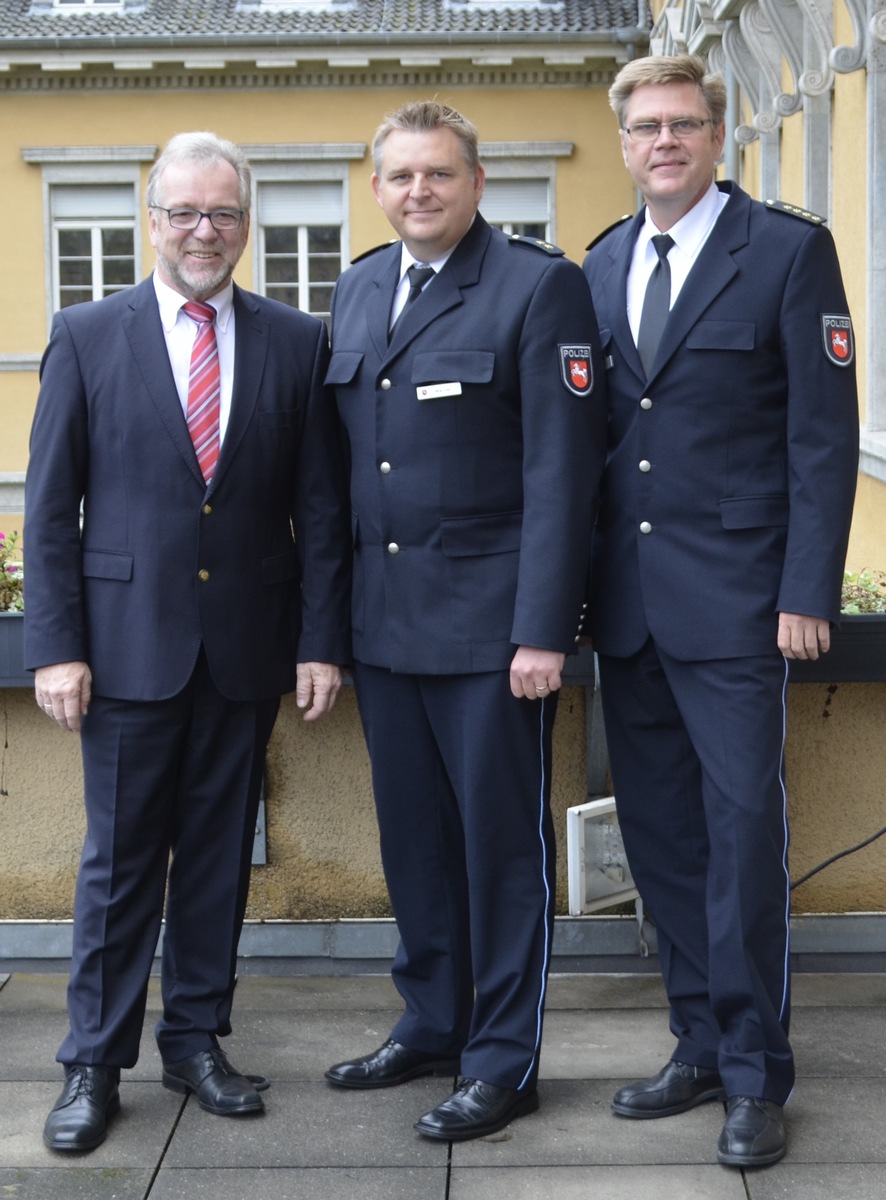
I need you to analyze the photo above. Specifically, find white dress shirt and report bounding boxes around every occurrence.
[153,272,236,444]
[626,182,730,345]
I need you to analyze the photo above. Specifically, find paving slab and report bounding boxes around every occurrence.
[744,1163,886,1199]
[538,1008,676,1079]
[150,1166,448,1199]
[781,1078,886,1163]
[447,1080,726,1167]
[0,1168,154,1199]
[790,973,886,1007]
[790,1005,886,1076]
[544,973,668,1010]
[449,1164,748,1199]
[0,1081,182,1169]
[163,1078,452,1169]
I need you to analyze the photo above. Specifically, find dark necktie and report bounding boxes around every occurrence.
[182,300,220,482]
[636,233,674,376]
[389,263,435,338]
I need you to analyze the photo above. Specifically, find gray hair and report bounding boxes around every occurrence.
[147,131,252,210]
[371,101,481,176]
[608,54,727,131]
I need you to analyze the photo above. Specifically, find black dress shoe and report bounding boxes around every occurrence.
[162,1048,264,1115]
[325,1038,460,1090]
[43,1064,120,1152]
[717,1096,786,1167]
[612,1059,724,1118]
[213,1045,270,1092]
[414,1078,539,1142]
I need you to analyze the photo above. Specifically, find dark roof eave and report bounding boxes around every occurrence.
[0,28,649,54]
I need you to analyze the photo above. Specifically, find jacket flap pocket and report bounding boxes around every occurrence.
[262,550,299,584]
[719,495,789,529]
[412,350,494,385]
[441,510,523,557]
[324,351,364,386]
[82,550,133,581]
[687,321,755,351]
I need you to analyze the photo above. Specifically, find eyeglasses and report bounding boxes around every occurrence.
[622,118,715,142]
[153,207,245,231]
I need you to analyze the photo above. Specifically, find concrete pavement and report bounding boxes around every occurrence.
[1,970,884,1198]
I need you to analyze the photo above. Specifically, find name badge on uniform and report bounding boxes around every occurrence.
[417,382,463,400]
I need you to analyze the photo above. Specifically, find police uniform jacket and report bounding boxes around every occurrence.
[582,182,858,662]
[326,214,606,675]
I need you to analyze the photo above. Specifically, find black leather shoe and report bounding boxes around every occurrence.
[213,1045,270,1092]
[717,1096,786,1167]
[162,1048,264,1115]
[414,1078,539,1142]
[43,1065,120,1152]
[325,1038,460,1090]
[612,1059,724,1118]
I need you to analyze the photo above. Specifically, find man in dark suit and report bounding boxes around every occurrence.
[582,55,858,1168]
[323,101,606,1141]
[25,131,351,1152]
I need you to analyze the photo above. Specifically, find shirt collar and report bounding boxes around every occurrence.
[640,181,724,261]
[153,270,235,333]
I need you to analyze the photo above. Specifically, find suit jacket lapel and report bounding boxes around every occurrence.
[599,212,645,380]
[121,278,206,487]
[365,250,401,360]
[208,285,268,494]
[384,216,490,360]
[647,183,750,379]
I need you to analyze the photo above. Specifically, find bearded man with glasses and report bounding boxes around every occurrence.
[583,54,858,1169]
[26,130,351,1151]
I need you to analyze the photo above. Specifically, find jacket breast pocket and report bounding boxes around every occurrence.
[411,350,495,387]
[261,550,299,585]
[719,495,789,529]
[82,549,133,581]
[325,351,364,387]
[686,322,755,352]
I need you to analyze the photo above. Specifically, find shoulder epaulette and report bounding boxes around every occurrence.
[764,199,826,226]
[350,240,398,265]
[507,234,564,257]
[585,214,633,252]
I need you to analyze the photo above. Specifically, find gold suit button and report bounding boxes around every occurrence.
[198,569,210,582]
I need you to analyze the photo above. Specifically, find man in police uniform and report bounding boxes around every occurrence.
[323,100,606,1141]
[583,55,858,1167]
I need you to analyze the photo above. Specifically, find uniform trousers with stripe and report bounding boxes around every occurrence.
[59,649,279,1069]
[598,638,795,1105]
[352,661,558,1093]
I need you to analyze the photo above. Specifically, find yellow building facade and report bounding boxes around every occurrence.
[1,0,884,939]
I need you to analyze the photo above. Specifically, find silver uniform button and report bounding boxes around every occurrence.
[387,542,400,555]
[639,460,651,472]
[379,461,392,474]
[640,397,652,410]
[380,378,392,391]
[639,521,652,534]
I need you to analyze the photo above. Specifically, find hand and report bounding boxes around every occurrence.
[296,661,343,722]
[777,612,831,660]
[509,645,566,700]
[35,661,92,733]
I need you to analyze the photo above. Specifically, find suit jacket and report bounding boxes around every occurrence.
[24,277,351,701]
[583,183,859,661]
[326,215,607,674]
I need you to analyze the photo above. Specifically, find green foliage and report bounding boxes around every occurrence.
[841,569,886,615]
[0,530,24,612]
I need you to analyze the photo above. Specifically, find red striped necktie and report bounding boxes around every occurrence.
[182,300,220,482]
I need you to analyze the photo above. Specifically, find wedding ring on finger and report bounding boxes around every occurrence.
[535,684,550,693]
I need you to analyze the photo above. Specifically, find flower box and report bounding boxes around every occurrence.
[788,614,886,684]
[0,611,28,687]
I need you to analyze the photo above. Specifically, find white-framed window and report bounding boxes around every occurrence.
[478,143,573,246]
[53,0,123,9]
[481,178,551,241]
[257,181,345,323]
[22,149,151,331]
[50,184,136,310]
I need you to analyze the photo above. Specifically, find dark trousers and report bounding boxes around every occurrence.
[59,651,279,1068]
[353,662,557,1092]
[598,639,794,1104]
